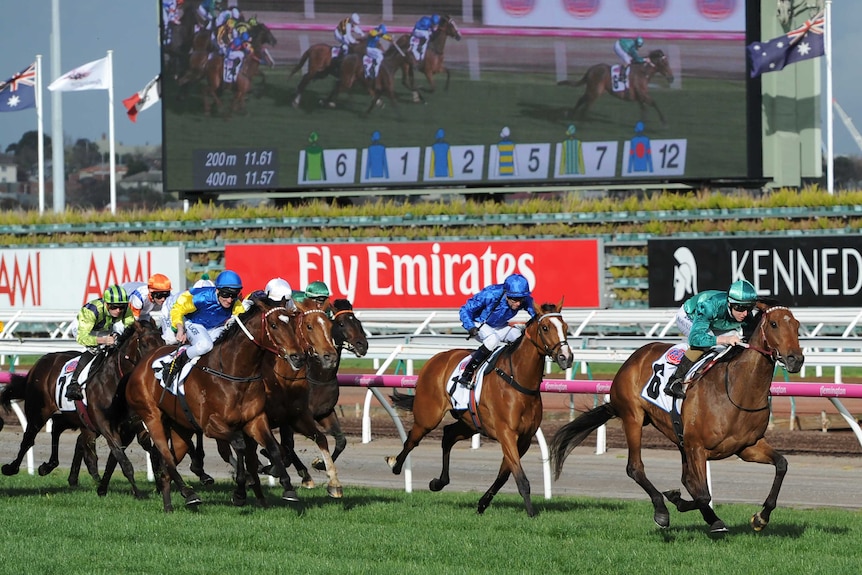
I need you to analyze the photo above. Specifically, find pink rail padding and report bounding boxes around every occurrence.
[336,375,862,399]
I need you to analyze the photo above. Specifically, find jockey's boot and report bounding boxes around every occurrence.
[65,350,95,401]
[455,345,493,389]
[620,65,628,86]
[165,350,190,388]
[664,355,694,399]
[418,38,427,60]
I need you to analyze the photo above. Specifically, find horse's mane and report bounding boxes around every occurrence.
[332,298,353,312]
[494,302,559,359]
[212,296,269,345]
[646,49,665,61]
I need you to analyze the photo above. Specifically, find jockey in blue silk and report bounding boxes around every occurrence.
[411,14,440,61]
[455,273,536,389]
[334,13,365,57]
[365,24,393,78]
[65,285,136,401]
[664,279,759,399]
[166,270,245,386]
[225,20,252,81]
[613,36,644,84]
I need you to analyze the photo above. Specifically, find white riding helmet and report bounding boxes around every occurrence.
[265,277,293,301]
[351,13,360,25]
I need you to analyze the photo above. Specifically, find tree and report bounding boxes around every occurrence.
[5,131,52,182]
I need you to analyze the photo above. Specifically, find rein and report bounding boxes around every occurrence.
[499,311,570,397]
[723,366,770,413]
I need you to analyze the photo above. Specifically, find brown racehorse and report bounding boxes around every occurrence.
[323,43,416,115]
[395,14,462,94]
[280,299,369,484]
[0,321,164,497]
[550,303,805,533]
[386,303,573,517]
[125,295,308,512]
[202,23,276,117]
[289,39,368,108]
[558,49,675,127]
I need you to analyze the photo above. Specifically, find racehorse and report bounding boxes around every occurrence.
[557,49,675,127]
[386,302,572,517]
[163,0,199,80]
[124,294,317,512]
[289,39,368,108]
[323,43,416,115]
[550,303,805,533]
[395,14,462,94]
[281,299,369,485]
[202,22,276,117]
[0,321,164,497]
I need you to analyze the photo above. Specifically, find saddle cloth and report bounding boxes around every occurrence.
[641,344,728,412]
[330,46,341,59]
[151,347,200,396]
[611,64,628,93]
[445,346,507,410]
[363,55,375,79]
[55,355,96,412]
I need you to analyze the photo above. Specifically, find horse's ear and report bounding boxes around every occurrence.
[557,296,565,311]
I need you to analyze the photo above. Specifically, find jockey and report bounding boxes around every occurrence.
[664,279,759,399]
[293,280,332,316]
[226,19,253,81]
[166,269,245,386]
[455,273,536,389]
[243,277,298,313]
[334,13,365,57]
[127,273,174,322]
[65,285,136,401]
[196,0,224,31]
[411,14,440,61]
[162,0,181,27]
[613,36,644,84]
[365,24,393,79]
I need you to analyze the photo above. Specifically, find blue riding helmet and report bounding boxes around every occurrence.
[432,14,441,25]
[215,269,243,289]
[635,36,644,48]
[503,274,530,298]
[377,24,387,34]
[435,128,445,140]
[727,279,757,305]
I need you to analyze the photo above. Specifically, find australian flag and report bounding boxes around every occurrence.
[0,63,37,112]
[747,11,825,78]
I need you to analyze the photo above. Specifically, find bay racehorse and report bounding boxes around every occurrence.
[550,303,805,533]
[323,43,416,115]
[386,302,572,516]
[557,49,674,127]
[125,294,307,512]
[281,299,369,485]
[395,14,462,94]
[0,321,164,497]
[289,39,368,108]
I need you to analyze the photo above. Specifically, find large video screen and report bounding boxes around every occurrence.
[161,1,756,195]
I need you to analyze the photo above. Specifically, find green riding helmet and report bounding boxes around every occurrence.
[103,284,130,305]
[727,279,757,306]
[305,281,331,298]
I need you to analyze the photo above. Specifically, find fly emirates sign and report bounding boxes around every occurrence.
[226,240,602,308]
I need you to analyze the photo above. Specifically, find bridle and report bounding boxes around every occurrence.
[524,311,570,359]
[332,308,366,355]
[743,306,790,363]
[234,305,294,356]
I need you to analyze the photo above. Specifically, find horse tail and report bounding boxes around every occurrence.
[289,50,310,78]
[0,372,28,411]
[390,390,415,412]
[557,76,588,88]
[549,403,616,480]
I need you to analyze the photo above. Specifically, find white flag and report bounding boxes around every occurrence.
[123,75,160,122]
[48,56,111,92]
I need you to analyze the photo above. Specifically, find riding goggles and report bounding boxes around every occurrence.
[730,303,754,313]
[151,290,171,300]
[218,289,241,300]
[311,296,328,304]
[107,304,127,311]
[507,296,526,304]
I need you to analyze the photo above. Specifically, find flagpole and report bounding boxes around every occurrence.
[50,0,64,213]
[825,0,833,195]
[36,55,45,215]
[107,50,116,214]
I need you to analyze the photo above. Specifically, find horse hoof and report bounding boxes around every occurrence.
[311,457,325,471]
[428,478,446,492]
[282,490,300,502]
[710,521,729,534]
[68,478,79,487]
[301,479,315,490]
[184,493,203,507]
[662,489,682,506]
[750,514,768,532]
[1,464,18,476]
[38,462,58,476]
[384,456,398,470]
[654,512,670,529]
[198,474,215,486]
[97,487,108,497]
[232,494,248,507]
[327,485,343,499]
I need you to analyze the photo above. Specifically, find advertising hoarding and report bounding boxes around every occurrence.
[225,239,603,309]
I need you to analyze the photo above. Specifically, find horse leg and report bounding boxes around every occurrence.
[101,426,148,499]
[67,432,84,486]
[294,412,342,498]
[479,430,536,517]
[2,411,48,476]
[737,439,788,532]
[430,419,473,492]
[241,434,268,508]
[312,412,347,468]
[443,67,451,91]
[139,409,200,512]
[386,416,442,475]
[228,434,250,506]
[620,416,671,528]
[188,430,215,485]
[663,448,726,533]
[38,416,68,476]
[245,417,298,503]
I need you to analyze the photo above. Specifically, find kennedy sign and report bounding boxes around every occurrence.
[226,239,603,309]
[648,236,862,307]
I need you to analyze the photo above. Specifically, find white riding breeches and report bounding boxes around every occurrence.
[184,321,226,359]
[477,322,524,352]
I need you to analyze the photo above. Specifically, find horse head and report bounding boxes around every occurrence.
[646,49,674,84]
[293,299,340,371]
[331,299,369,357]
[526,301,573,370]
[240,294,306,370]
[751,303,805,373]
[252,23,277,67]
[439,15,462,41]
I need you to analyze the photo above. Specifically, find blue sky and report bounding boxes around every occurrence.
[1,2,860,157]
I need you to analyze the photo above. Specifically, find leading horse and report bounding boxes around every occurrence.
[289,39,368,109]
[395,14,462,94]
[124,294,308,512]
[386,302,572,516]
[550,303,805,533]
[558,49,674,127]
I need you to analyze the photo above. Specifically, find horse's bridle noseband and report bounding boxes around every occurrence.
[525,312,570,358]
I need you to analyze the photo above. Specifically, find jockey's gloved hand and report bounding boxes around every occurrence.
[467,327,479,339]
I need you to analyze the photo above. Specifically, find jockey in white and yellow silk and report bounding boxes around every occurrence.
[335,13,364,56]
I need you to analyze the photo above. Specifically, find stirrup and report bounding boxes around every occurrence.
[664,379,686,399]
[65,382,83,401]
